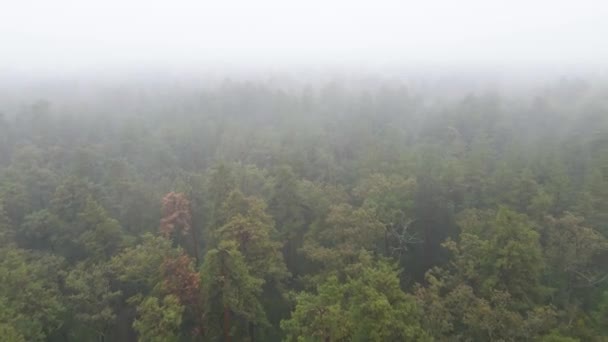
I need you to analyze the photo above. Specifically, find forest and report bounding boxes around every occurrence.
[0,74,607,341]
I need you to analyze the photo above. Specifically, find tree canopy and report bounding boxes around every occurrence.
[0,76,607,341]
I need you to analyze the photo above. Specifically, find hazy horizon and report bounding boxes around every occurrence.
[2,0,608,75]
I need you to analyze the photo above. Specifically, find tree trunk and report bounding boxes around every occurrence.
[223,305,231,342]
[190,226,201,267]
[220,248,231,342]
[249,321,255,342]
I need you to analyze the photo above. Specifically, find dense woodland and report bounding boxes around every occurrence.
[0,75,607,341]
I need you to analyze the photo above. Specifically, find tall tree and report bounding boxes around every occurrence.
[161,253,205,338]
[268,166,307,274]
[217,190,288,283]
[201,241,266,342]
[160,192,200,264]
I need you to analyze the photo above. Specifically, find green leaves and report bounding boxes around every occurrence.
[0,247,65,341]
[76,197,124,260]
[450,207,544,302]
[132,295,185,342]
[282,253,429,342]
[281,276,350,342]
[64,262,121,338]
[110,234,178,297]
[543,213,608,289]
[1,77,608,341]
[302,203,384,271]
[201,240,266,340]
[216,190,287,282]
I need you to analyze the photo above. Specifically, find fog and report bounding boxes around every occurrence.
[2,0,608,111]
[2,0,608,74]
[3,2,608,342]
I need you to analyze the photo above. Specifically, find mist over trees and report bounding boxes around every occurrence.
[0,73,607,341]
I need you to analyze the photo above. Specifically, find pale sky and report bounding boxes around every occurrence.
[1,0,608,72]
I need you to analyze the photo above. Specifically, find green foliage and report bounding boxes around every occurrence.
[413,207,566,341]
[302,203,384,271]
[543,213,608,285]
[18,209,61,250]
[269,165,307,240]
[281,276,350,342]
[64,262,121,339]
[75,197,125,260]
[0,77,607,341]
[353,173,416,226]
[415,272,558,341]
[207,162,237,229]
[132,295,185,342]
[51,177,97,222]
[0,247,65,341]
[0,319,26,342]
[282,253,430,341]
[201,240,266,340]
[449,207,545,302]
[0,199,10,244]
[539,331,581,342]
[216,190,288,282]
[592,291,608,335]
[110,234,179,296]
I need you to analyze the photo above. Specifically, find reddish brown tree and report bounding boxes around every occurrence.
[161,253,205,338]
[160,192,192,237]
[162,254,201,306]
[160,192,200,264]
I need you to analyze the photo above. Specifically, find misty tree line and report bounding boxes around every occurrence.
[0,77,607,341]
